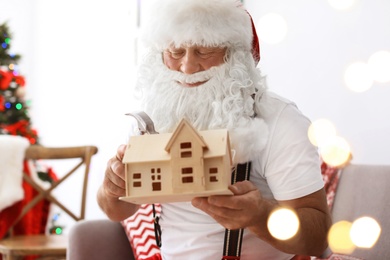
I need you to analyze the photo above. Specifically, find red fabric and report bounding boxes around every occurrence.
[291,256,311,260]
[122,204,162,260]
[1,121,38,145]
[12,161,51,236]
[0,160,51,260]
[247,12,260,65]
[222,256,241,260]
[321,161,341,210]
[143,253,162,260]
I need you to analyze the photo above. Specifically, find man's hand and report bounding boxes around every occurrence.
[102,144,127,198]
[191,181,266,230]
[97,144,139,221]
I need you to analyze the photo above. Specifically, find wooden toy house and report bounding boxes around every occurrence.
[120,119,233,204]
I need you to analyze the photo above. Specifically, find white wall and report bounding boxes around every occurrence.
[245,0,390,165]
[1,0,141,231]
[1,0,389,231]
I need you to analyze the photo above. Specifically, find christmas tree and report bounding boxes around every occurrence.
[0,23,66,247]
[0,22,38,144]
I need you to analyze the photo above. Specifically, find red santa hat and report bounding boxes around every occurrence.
[142,0,260,65]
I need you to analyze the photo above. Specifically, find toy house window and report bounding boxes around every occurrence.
[181,142,192,149]
[151,168,162,191]
[209,168,218,182]
[151,175,161,181]
[181,167,193,183]
[180,142,192,158]
[133,173,142,187]
[181,151,192,158]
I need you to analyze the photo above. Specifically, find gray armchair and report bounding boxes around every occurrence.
[67,219,135,260]
[68,164,390,260]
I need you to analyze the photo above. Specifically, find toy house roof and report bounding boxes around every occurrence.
[165,119,208,152]
[123,119,231,164]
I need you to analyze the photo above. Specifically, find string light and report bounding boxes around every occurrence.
[308,119,337,147]
[350,217,381,248]
[320,135,351,167]
[344,62,374,92]
[267,208,299,240]
[55,227,63,235]
[328,221,356,254]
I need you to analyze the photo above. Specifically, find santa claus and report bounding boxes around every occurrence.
[97,0,331,259]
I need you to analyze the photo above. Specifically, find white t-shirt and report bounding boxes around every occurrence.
[159,91,324,260]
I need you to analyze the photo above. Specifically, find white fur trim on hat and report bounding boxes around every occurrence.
[142,0,253,52]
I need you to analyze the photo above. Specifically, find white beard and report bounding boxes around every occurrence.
[134,50,269,164]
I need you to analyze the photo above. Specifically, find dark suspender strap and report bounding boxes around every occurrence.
[152,204,162,247]
[222,162,251,260]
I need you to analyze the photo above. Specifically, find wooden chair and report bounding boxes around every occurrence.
[0,145,98,260]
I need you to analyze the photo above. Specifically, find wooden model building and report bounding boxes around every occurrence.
[120,117,233,204]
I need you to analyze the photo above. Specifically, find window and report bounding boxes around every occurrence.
[209,168,218,182]
[181,151,192,158]
[209,168,218,174]
[210,176,218,182]
[182,176,194,183]
[151,168,162,191]
[181,167,194,183]
[180,142,192,158]
[133,173,142,187]
[182,167,193,174]
[180,142,192,149]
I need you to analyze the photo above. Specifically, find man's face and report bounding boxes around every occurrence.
[137,45,258,133]
[162,45,227,87]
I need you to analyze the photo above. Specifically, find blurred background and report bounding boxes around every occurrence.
[1,0,389,233]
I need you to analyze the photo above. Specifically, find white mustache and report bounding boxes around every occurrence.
[170,65,225,84]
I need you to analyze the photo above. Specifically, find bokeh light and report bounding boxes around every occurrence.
[328,0,357,11]
[55,227,63,235]
[344,62,374,92]
[350,217,381,248]
[320,135,351,167]
[256,13,288,45]
[328,221,356,254]
[15,103,23,110]
[267,208,299,240]
[368,50,390,83]
[308,119,337,147]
